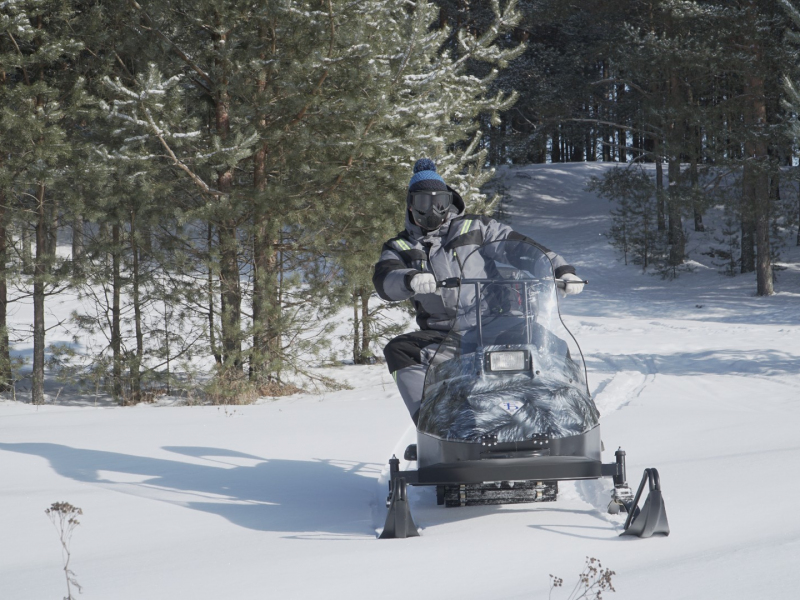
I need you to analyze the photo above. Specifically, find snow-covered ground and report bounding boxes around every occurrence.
[2,163,799,599]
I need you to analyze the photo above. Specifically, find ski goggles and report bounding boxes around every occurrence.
[408,190,453,213]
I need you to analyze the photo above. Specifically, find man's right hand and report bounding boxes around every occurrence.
[409,273,438,295]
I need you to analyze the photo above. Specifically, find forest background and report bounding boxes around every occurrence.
[2,0,800,405]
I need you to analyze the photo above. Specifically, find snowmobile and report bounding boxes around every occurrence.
[380,239,669,539]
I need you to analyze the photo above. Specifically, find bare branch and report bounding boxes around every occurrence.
[142,109,225,197]
[6,32,31,86]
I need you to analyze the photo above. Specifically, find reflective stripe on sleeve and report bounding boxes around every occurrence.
[460,219,473,236]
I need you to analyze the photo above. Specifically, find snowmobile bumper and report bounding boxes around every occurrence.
[401,455,606,485]
[413,424,604,482]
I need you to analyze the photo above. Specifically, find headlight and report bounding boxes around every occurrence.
[488,351,527,371]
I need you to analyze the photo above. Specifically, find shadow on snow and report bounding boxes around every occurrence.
[0,442,381,538]
[587,349,800,378]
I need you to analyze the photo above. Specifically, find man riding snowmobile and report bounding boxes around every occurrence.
[373,158,585,423]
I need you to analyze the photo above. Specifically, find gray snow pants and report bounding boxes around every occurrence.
[383,330,447,424]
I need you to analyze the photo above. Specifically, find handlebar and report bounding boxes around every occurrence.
[437,277,588,290]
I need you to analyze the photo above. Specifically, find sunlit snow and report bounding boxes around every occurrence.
[1,163,798,600]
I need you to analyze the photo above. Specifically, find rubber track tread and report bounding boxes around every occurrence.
[443,481,558,507]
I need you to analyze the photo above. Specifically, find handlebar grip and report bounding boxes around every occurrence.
[556,278,589,289]
[437,277,461,288]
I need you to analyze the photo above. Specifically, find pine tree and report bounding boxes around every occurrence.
[589,165,662,270]
[781,0,800,248]
[328,0,523,362]
[102,0,523,389]
[1,0,94,403]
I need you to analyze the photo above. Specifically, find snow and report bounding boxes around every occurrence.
[2,163,800,599]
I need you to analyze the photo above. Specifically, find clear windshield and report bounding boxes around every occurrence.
[418,240,599,443]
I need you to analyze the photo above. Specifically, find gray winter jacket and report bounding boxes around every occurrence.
[373,187,576,331]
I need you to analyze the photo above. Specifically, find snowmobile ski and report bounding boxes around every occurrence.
[380,456,419,539]
[620,468,670,538]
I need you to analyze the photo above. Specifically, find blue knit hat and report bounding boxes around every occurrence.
[409,158,448,192]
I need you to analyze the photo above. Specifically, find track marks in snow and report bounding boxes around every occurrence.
[551,480,625,535]
[591,354,658,415]
[573,479,626,531]
[579,354,657,520]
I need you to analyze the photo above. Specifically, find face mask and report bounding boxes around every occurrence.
[408,191,452,231]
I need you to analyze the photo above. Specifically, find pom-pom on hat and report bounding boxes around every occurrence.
[409,158,448,192]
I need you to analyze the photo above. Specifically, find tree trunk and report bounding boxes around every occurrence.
[218,222,241,368]
[111,223,123,403]
[742,114,771,286]
[667,156,684,265]
[21,223,33,274]
[740,210,756,273]
[743,6,772,295]
[251,115,279,381]
[585,126,593,162]
[140,223,153,255]
[551,127,561,163]
[214,22,242,372]
[602,62,611,161]
[361,288,370,361]
[208,223,221,364]
[643,134,654,163]
[71,215,84,276]
[32,183,46,405]
[573,138,584,162]
[251,213,278,381]
[666,72,684,263]
[0,193,11,391]
[690,139,704,232]
[654,137,666,231]
[617,83,626,163]
[352,288,360,363]
[46,195,58,258]
[130,211,143,403]
[754,171,772,295]
[740,149,756,274]
[163,300,171,395]
[351,287,372,364]
[686,96,704,232]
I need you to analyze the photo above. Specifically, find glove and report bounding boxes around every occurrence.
[558,272,585,297]
[409,272,438,295]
